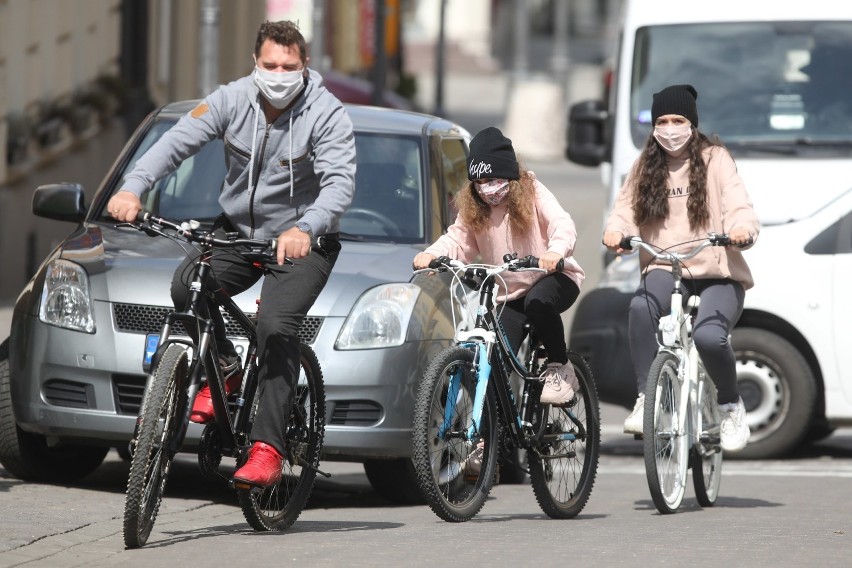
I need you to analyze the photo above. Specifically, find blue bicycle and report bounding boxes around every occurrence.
[411,254,600,522]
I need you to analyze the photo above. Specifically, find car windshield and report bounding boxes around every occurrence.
[630,21,852,154]
[108,119,426,244]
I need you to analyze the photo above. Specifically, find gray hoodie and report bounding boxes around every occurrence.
[122,69,356,240]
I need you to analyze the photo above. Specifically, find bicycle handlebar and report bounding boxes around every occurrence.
[619,233,744,265]
[131,211,282,266]
[422,253,562,273]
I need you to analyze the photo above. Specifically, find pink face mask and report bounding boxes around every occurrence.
[474,179,510,205]
[653,124,693,154]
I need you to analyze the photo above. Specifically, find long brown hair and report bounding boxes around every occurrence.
[455,170,535,234]
[632,128,724,229]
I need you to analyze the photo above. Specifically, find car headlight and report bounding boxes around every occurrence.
[598,252,641,294]
[38,259,96,333]
[335,283,421,350]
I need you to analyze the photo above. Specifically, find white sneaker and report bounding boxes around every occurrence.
[623,393,645,435]
[720,397,750,452]
[539,362,579,405]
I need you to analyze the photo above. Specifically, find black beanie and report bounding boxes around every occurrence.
[651,84,699,126]
[467,127,520,181]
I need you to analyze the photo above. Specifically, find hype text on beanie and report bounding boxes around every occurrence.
[467,126,521,181]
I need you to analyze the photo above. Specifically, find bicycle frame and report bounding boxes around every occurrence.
[433,261,580,451]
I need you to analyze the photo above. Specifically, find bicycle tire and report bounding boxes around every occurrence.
[412,345,500,522]
[238,343,325,531]
[123,344,189,548]
[692,367,723,507]
[643,351,689,514]
[529,351,600,518]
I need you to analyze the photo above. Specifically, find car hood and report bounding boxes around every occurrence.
[737,159,852,226]
[62,224,424,317]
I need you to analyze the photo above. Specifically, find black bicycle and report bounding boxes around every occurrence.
[121,213,325,548]
[411,254,600,522]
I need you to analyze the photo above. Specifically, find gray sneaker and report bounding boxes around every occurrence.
[720,397,750,452]
[623,393,645,435]
[540,362,579,405]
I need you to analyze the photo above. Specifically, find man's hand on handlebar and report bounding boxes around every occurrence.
[107,191,143,223]
[277,226,311,265]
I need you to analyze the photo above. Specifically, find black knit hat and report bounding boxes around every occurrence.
[651,84,699,126]
[467,127,520,181]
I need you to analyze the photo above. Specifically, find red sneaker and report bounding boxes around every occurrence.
[190,357,242,424]
[233,442,284,487]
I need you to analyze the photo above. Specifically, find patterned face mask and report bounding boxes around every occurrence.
[474,178,510,205]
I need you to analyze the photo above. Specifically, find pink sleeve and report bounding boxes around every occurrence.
[423,213,480,262]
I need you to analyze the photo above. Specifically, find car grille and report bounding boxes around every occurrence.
[112,303,323,344]
[329,401,382,426]
[113,374,146,414]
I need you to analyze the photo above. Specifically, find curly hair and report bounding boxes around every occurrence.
[254,21,307,63]
[454,170,535,235]
[631,128,724,229]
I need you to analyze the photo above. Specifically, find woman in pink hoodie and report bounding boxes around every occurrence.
[414,126,585,405]
[603,84,760,452]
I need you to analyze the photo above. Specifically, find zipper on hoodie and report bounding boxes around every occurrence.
[248,123,271,238]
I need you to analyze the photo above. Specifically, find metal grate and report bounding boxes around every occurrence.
[113,303,323,344]
[113,374,147,414]
[329,401,382,426]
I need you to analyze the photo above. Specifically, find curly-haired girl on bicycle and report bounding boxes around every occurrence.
[414,126,585,406]
[602,84,760,452]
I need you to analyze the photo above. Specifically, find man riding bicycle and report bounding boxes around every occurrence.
[108,20,356,486]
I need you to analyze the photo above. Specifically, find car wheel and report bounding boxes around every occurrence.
[0,340,109,481]
[363,458,425,505]
[731,328,817,459]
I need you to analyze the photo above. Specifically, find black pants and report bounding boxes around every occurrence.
[499,272,580,363]
[628,270,744,405]
[170,223,339,455]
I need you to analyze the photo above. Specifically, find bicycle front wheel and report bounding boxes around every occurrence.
[123,344,189,548]
[412,346,500,522]
[643,351,689,514]
[692,368,723,507]
[238,343,325,531]
[529,351,601,518]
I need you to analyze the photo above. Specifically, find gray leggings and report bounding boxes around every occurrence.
[628,270,745,404]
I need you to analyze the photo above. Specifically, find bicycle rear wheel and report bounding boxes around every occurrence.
[123,344,189,548]
[412,346,500,522]
[692,367,723,507]
[643,351,688,514]
[529,351,600,518]
[238,343,325,531]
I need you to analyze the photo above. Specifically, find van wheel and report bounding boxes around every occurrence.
[363,458,425,504]
[0,340,109,481]
[730,328,817,459]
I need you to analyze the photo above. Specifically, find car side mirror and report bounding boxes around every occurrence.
[566,100,609,167]
[32,183,87,223]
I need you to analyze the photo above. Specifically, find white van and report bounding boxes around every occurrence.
[567,0,852,458]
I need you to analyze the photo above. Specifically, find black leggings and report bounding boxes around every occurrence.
[628,270,744,405]
[499,272,580,363]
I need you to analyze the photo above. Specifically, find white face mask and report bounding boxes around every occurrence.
[653,123,693,154]
[253,67,305,109]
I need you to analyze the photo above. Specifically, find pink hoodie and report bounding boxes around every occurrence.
[425,172,585,301]
[605,145,760,289]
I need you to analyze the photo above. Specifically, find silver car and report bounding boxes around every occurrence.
[0,102,472,502]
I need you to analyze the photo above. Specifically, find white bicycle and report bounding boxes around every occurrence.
[621,234,735,514]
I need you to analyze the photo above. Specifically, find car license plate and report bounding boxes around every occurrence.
[142,333,249,372]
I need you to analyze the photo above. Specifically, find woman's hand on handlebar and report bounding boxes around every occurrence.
[728,227,753,247]
[107,191,143,223]
[413,252,437,270]
[603,230,628,253]
[538,251,564,272]
[277,226,311,265]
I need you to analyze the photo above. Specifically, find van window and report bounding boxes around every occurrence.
[630,22,852,152]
